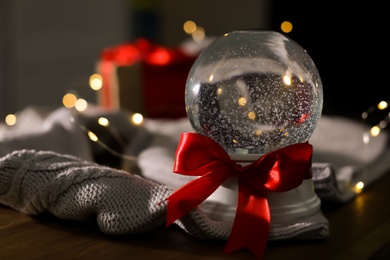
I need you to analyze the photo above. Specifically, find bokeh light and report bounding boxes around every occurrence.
[98,117,109,127]
[378,101,388,110]
[183,20,197,34]
[192,26,205,42]
[354,181,364,193]
[62,93,78,108]
[281,21,293,33]
[90,74,103,91]
[370,126,381,137]
[131,113,144,125]
[74,98,88,111]
[88,131,98,142]
[5,114,17,126]
[182,20,206,42]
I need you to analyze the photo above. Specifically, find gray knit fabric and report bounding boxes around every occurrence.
[0,149,329,242]
[0,149,171,234]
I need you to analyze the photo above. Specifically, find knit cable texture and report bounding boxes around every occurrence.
[0,149,171,234]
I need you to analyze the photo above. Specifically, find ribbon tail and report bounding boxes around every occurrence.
[166,172,230,226]
[224,184,270,259]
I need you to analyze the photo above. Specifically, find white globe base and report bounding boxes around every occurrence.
[198,154,321,225]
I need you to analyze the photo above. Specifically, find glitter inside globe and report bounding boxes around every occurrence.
[185,30,323,154]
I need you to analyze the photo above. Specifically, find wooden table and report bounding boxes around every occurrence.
[1,172,390,260]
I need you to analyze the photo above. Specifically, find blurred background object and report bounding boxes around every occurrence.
[0,0,130,120]
[0,0,387,122]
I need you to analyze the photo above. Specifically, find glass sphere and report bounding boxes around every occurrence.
[185,30,323,155]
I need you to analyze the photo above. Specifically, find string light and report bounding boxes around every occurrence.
[74,98,88,111]
[60,85,146,165]
[354,181,364,193]
[0,89,143,165]
[89,74,103,91]
[62,92,78,108]
[182,20,206,42]
[183,20,197,34]
[131,113,144,125]
[97,116,128,149]
[97,117,109,126]
[69,112,138,163]
[5,114,17,126]
[87,131,98,142]
[358,100,390,193]
[361,100,389,140]
[280,21,293,33]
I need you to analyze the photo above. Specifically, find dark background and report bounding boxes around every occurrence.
[269,1,388,121]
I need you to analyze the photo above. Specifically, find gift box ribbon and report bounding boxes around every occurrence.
[166,132,313,259]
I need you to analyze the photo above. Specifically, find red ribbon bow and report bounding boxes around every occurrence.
[166,132,313,259]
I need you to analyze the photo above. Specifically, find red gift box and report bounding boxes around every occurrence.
[96,38,198,119]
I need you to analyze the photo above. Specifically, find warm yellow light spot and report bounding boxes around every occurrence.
[248,111,256,120]
[89,74,103,91]
[62,93,77,108]
[356,181,364,189]
[183,20,197,34]
[88,131,98,142]
[75,98,88,112]
[377,101,388,110]
[209,74,214,82]
[370,126,381,137]
[192,26,205,42]
[255,130,262,136]
[131,113,144,125]
[98,117,109,127]
[281,21,293,33]
[354,181,364,193]
[232,139,237,143]
[238,97,247,106]
[217,88,223,95]
[5,114,17,126]
[283,75,292,86]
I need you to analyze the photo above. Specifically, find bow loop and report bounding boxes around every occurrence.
[173,132,238,176]
[244,143,312,192]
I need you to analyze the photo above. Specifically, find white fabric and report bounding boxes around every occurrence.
[0,106,92,161]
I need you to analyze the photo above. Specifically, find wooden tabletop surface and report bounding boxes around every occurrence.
[1,171,390,259]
